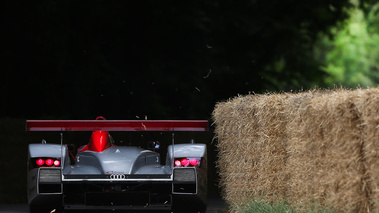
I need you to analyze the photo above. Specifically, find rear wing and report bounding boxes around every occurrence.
[26,120,208,132]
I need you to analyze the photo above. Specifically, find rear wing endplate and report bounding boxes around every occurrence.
[26,120,208,132]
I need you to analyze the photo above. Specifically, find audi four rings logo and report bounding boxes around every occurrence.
[110,174,126,179]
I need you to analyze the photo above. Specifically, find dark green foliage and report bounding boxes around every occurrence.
[315,1,379,88]
[1,0,353,120]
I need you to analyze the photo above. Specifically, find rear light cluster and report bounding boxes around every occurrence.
[174,158,201,167]
[32,157,61,168]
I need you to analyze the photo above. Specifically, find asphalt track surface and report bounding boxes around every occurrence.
[0,196,228,213]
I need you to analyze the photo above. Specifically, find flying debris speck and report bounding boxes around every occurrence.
[203,69,212,78]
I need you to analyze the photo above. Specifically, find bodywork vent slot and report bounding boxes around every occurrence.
[173,168,196,183]
[39,169,61,183]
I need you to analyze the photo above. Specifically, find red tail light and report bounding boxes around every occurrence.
[181,158,189,166]
[32,157,61,168]
[45,159,54,166]
[36,158,44,166]
[190,158,199,166]
[174,158,201,167]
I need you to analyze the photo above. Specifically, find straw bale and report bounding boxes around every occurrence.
[213,95,262,206]
[214,93,292,207]
[284,91,324,206]
[355,88,379,211]
[295,89,367,212]
[212,87,379,212]
[250,93,290,203]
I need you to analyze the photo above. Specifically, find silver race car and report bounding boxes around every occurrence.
[27,117,208,213]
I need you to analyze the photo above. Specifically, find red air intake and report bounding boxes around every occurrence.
[87,130,112,152]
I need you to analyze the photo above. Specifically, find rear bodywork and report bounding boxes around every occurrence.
[27,119,208,212]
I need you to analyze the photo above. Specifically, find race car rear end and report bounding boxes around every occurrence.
[27,118,208,213]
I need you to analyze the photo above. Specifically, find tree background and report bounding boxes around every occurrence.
[315,0,379,88]
[1,0,379,204]
[1,0,360,120]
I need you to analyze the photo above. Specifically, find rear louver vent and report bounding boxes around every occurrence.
[39,168,61,183]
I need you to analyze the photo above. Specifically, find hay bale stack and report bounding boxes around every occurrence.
[213,88,379,212]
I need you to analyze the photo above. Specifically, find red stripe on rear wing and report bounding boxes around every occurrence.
[26,120,208,132]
